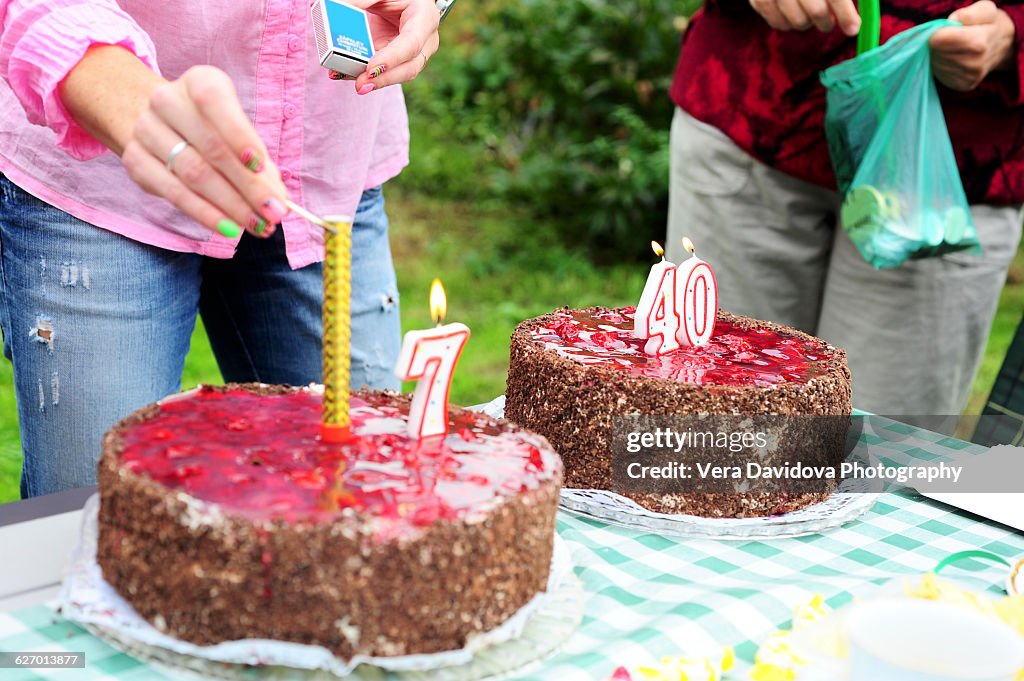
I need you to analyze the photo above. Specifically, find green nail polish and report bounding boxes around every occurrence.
[253,217,268,235]
[217,219,241,238]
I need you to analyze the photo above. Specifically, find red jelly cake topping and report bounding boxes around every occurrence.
[533,307,832,386]
[118,387,559,535]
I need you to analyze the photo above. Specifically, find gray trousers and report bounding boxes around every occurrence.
[666,108,1022,415]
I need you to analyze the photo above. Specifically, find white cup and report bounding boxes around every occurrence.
[847,599,1024,681]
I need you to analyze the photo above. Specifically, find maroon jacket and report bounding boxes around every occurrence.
[671,0,1024,204]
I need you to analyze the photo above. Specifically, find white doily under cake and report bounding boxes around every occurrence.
[473,396,880,540]
[59,495,584,680]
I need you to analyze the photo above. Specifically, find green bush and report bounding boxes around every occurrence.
[400,0,700,260]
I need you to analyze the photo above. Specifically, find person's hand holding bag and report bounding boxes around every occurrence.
[929,0,1016,91]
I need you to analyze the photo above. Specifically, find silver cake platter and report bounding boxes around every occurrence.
[60,495,585,680]
[472,396,880,540]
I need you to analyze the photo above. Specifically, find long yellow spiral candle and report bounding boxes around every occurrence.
[321,215,352,442]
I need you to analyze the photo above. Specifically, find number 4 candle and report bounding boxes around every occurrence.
[394,279,470,439]
[634,241,681,356]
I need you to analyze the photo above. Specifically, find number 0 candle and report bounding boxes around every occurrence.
[321,214,353,443]
[634,241,681,356]
[394,279,470,439]
[675,237,718,347]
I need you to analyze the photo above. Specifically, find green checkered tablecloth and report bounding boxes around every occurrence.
[2,419,1022,681]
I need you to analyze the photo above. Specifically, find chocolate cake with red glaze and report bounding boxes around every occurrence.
[97,384,562,658]
[505,307,851,517]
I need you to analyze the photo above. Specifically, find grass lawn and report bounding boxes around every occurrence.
[965,255,1024,415]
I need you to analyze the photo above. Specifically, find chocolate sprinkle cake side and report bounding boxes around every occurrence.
[97,384,562,658]
[505,309,852,518]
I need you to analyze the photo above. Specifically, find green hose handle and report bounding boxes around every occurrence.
[856,0,881,54]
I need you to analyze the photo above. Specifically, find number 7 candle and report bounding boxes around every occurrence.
[394,279,470,439]
[634,241,681,356]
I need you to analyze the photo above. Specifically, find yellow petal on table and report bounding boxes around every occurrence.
[750,595,843,681]
[905,571,947,600]
[721,646,735,671]
[791,594,830,630]
[633,666,673,681]
[755,631,808,667]
[749,663,797,681]
[905,573,1001,619]
[628,647,736,681]
[750,630,812,681]
[659,656,717,681]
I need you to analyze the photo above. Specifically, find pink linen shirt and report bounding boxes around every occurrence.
[0,0,409,269]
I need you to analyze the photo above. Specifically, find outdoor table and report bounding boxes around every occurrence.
[1,418,1021,680]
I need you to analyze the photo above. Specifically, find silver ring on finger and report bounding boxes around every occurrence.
[166,141,190,173]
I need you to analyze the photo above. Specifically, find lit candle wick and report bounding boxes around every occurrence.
[650,240,666,262]
[683,236,696,256]
[430,278,446,328]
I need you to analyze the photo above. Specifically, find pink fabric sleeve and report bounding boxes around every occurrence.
[0,0,160,160]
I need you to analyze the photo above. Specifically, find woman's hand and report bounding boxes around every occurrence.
[929,1,1017,91]
[60,46,287,238]
[329,0,440,93]
[748,0,861,36]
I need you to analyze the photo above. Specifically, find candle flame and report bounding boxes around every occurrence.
[651,241,665,258]
[682,236,695,255]
[430,278,447,325]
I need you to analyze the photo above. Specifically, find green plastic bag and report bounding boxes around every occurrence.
[820,20,980,269]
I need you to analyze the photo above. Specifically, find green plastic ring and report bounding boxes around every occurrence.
[934,550,1011,575]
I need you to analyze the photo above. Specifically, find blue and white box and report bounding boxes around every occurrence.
[311,0,374,77]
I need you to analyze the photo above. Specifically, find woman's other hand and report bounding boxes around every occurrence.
[341,0,441,94]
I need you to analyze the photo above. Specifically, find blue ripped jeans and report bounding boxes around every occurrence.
[0,177,401,498]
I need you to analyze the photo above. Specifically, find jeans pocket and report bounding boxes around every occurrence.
[1,175,52,210]
[0,175,83,233]
[672,109,752,196]
[0,174,26,210]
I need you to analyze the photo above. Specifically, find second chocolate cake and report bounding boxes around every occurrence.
[505,307,852,518]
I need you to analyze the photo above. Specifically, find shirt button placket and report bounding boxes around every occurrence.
[280,0,310,247]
